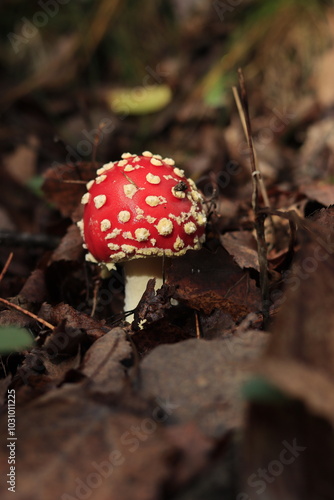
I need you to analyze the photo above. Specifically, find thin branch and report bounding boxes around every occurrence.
[0,297,55,330]
[90,279,100,318]
[195,311,201,339]
[236,69,270,325]
[237,69,257,176]
[0,253,13,283]
[232,84,271,208]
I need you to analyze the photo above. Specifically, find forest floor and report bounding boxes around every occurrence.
[1,2,334,499]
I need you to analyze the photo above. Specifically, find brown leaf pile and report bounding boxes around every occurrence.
[1,8,334,498]
[241,207,334,500]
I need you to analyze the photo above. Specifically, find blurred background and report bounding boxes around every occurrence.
[0,0,334,290]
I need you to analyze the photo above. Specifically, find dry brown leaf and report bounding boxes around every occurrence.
[42,161,101,218]
[0,385,174,500]
[0,309,34,328]
[49,223,84,263]
[138,331,268,437]
[300,183,334,207]
[0,269,47,328]
[166,246,261,320]
[39,302,108,341]
[133,280,174,329]
[80,328,132,394]
[240,208,334,499]
[221,231,260,271]
[18,269,47,305]
[253,208,334,421]
[309,204,334,227]
[3,135,39,184]
[298,117,334,181]
[165,421,215,486]
[258,359,334,425]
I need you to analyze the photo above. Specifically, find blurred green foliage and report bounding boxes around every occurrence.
[0,0,331,110]
[0,326,34,354]
[242,376,288,404]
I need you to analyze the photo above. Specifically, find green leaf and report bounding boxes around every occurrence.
[108,84,172,115]
[203,74,227,108]
[26,175,44,198]
[242,376,287,403]
[0,326,34,354]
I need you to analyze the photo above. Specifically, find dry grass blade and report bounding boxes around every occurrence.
[82,0,121,61]
[232,86,271,209]
[235,69,270,324]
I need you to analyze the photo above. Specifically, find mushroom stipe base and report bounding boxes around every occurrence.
[123,256,164,320]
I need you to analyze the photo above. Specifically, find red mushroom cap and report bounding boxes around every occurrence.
[78,152,206,267]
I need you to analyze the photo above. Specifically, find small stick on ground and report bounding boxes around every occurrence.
[0,297,55,331]
[235,69,270,325]
[90,278,101,317]
[195,311,201,339]
[0,252,13,283]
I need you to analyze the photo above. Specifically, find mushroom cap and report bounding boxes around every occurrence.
[78,152,206,267]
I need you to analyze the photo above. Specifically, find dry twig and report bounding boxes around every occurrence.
[234,69,270,324]
[0,297,55,331]
[0,252,13,284]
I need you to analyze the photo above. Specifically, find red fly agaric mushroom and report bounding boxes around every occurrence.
[77,152,206,319]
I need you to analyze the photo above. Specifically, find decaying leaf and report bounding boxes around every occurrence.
[42,161,101,218]
[166,247,261,320]
[221,231,260,271]
[49,223,84,263]
[138,331,268,437]
[18,269,47,305]
[0,385,174,500]
[80,328,133,394]
[133,280,175,330]
[300,182,334,207]
[241,208,334,500]
[256,211,334,421]
[38,302,108,341]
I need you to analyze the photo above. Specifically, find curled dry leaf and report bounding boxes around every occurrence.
[49,223,84,263]
[133,280,175,330]
[299,182,334,207]
[0,309,31,328]
[166,246,261,320]
[80,328,133,394]
[18,269,47,305]
[11,324,87,400]
[42,161,101,218]
[0,269,47,328]
[38,303,108,340]
[220,231,260,271]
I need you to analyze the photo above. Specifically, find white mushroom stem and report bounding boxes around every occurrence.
[123,257,164,321]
